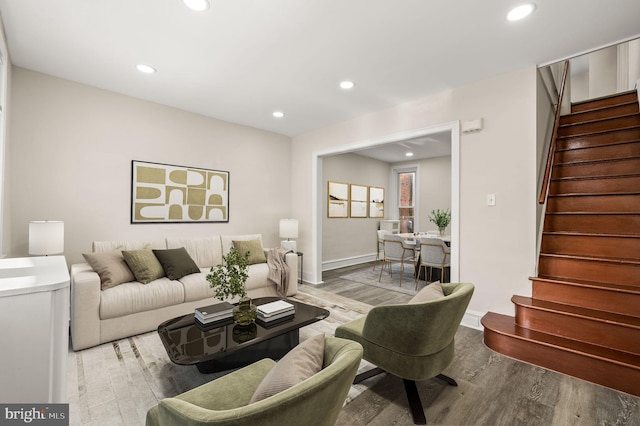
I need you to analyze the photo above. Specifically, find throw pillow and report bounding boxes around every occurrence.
[233,239,267,265]
[122,247,165,284]
[249,334,325,403]
[153,247,200,280]
[409,281,445,304]
[83,249,135,290]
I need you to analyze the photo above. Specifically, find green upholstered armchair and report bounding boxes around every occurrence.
[146,336,363,426]
[335,282,474,425]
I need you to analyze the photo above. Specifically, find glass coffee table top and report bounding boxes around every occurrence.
[158,297,329,368]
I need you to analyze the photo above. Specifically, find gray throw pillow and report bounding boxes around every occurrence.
[153,247,200,280]
[122,247,165,284]
[83,249,135,290]
[409,281,445,304]
[249,334,325,403]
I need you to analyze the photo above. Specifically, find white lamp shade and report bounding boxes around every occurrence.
[29,221,64,255]
[279,219,298,239]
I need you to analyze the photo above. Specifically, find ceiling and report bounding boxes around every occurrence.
[0,0,639,140]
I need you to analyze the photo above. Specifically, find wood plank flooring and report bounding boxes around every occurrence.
[317,263,640,426]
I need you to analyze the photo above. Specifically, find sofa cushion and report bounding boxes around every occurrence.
[82,249,135,290]
[233,239,267,265]
[165,236,222,268]
[249,333,325,403]
[122,247,166,284]
[93,240,166,253]
[221,234,263,258]
[178,270,216,303]
[409,281,444,304]
[153,247,200,280]
[99,278,184,319]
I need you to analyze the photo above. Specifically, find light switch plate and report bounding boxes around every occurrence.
[487,194,496,206]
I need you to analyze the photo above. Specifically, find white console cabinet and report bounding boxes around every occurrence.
[0,256,70,403]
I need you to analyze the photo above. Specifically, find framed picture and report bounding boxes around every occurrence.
[350,184,368,218]
[369,186,384,218]
[131,160,229,223]
[328,181,349,218]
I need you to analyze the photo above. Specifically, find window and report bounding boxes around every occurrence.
[398,171,415,233]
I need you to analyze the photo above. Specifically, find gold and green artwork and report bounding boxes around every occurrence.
[131,160,229,223]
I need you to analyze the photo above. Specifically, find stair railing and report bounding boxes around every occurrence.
[538,60,570,205]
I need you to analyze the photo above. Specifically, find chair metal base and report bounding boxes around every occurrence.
[353,368,458,425]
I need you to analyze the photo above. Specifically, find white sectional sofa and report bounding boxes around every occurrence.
[70,234,298,350]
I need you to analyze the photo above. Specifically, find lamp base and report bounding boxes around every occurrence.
[281,240,297,252]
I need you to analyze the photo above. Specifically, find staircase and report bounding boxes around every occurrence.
[482,90,640,397]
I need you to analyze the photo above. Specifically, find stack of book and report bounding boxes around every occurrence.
[195,302,234,326]
[257,300,295,324]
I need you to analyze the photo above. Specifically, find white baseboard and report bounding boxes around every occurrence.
[322,253,377,271]
[461,310,485,331]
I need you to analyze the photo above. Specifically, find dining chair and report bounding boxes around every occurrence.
[373,230,389,271]
[379,234,416,287]
[416,237,451,288]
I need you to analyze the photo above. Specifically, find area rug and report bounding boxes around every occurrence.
[340,263,434,296]
[67,287,381,426]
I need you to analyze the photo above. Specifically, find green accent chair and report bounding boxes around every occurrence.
[335,282,474,425]
[146,336,363,426]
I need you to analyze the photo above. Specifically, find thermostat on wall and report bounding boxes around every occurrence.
[462,118,483,133]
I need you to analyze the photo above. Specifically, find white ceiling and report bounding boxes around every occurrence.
[0,0,639,139]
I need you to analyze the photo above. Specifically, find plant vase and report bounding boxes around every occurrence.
[438,226,447,236]
[233,296,257,326]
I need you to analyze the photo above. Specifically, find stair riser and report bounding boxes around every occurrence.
[562,103,640,125]
[552,158,640,179]
[532,279,639,317]
[483,327,640,397]
[558,115,640,138]
[557,127,640,151]
[554,141,640,164]
[541,234,640,260]
[543,214,640,234]
[572,92,639,113]
[515,306,640,355]
[538,256,640,286]
[547,195,640,214]
[549,176,640,196]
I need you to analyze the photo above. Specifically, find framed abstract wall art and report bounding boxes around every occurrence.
[368,186,384,218]
[328,181,349,218]
[350,184,368,218]
[131,160,229,223]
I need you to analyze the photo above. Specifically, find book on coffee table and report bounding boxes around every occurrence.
[257,300,295,318]
[195,302,234,323]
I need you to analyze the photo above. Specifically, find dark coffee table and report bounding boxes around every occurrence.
[157,297,329,373]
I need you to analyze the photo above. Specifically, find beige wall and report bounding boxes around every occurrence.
[8,68,292,265]
[293,66,538,318]
[321,153,389,265]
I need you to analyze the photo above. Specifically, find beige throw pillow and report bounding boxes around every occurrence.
[233,239,267,265]
[409,281,445,304]
[83,249,135,290]
[122,247,165,284]
[249,334,325,403]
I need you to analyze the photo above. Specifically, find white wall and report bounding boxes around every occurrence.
[8,68,292,265]
[321,153,388,266]
[292,66,538,318]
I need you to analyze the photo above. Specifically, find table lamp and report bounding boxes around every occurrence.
[29,220,64,255]
[279,219,298,252]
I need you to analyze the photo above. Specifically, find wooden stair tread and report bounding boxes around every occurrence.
[482,313,640,369]
[542,231,640,238]
[531,276,640,294]
[567,99,639,116]
[539,252,640,265]
[555,138,640,152]
[511,295,640,327]
[554,156,640,167]
[552,173,640,182]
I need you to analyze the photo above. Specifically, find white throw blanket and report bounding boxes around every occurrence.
[266,248,292,296]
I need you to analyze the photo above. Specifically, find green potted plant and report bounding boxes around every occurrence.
[428,208,451,236]
[206,247,256,325]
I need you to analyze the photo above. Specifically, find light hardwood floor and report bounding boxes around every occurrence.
[311,263,640,426]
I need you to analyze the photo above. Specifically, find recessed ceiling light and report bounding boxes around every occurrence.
[405,152,414,157]
[136,64,157,74]
[339,81,355,90]
[507,3,536,21]
[183,0,210,11]
[272,111,285,119]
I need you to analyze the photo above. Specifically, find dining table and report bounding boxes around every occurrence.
[398,233,451,282]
